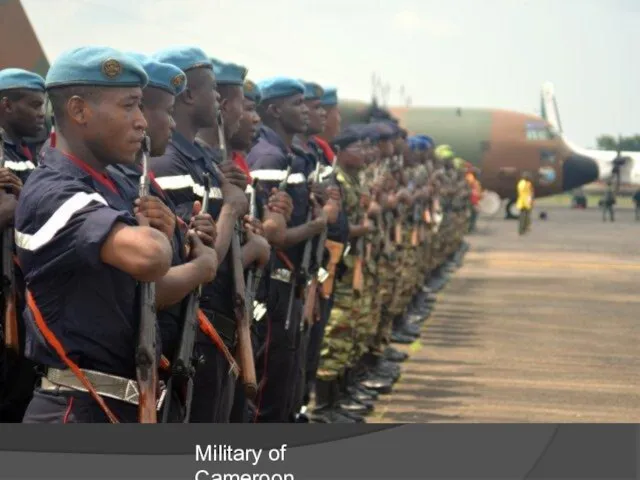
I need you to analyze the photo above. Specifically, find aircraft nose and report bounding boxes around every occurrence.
[562,154,599,191]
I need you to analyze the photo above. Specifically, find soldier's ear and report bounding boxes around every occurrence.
[67,95,90,126]
[220,96,229,113]
[0,96,12,113]
[266,102,281,120]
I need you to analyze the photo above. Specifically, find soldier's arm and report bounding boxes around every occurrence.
[0,191,17,230]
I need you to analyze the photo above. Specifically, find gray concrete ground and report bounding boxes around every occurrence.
[370,205,640,423]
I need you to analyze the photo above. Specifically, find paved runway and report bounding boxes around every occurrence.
[370,205,640,423]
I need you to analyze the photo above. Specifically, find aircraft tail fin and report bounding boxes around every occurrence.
[540,82,563,134]
[0,0,49,77]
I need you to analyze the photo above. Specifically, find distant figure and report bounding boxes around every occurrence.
[516,171,534,235]
[465,166,481,233]
[600,181,616,222]
[571,188,587,209]
[633,189,640,221]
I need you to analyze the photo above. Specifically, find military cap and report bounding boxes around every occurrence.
[125,52,186,96]
[256,77,305,102]
[415,134,435,149]
[408,136,427,151]
[435,144,454,160]
[152,46,212,73]
[319,87,338,106]
[45,46,148,89]
[359,123,381,142]
[212,58,247,86]
[301,81,324,101]
[0,68,45,92]
[370,121,395,141]
[243,79,261,104]
[331,124,363,151]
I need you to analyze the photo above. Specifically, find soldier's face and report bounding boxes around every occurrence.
[221,85,244,140]
[2,90,46,138]
[230,98,260,151]
[142,87,175,156]
[323,106,341,140]
[280,93,309,134]
[378,139,394,158]
[82,87,147,165]
[341,141,366,169]
[304,99,326,135]
[189,68,219,129]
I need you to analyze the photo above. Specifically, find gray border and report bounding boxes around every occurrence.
[0,424,637,479]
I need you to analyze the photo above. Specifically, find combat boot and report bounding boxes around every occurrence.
[309,379,356,424]
[393,314,421,338]
[363,352,401,382]
[339,371,375,414]
[384,346,409,363]
[343,367,378,402]
[354,359,393,394]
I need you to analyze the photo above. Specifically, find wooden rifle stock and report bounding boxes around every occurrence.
[217,116,257,400]
[321,239,344,299]
[301,162,322,326]
[136,135,159,423]
[0,129,18,355]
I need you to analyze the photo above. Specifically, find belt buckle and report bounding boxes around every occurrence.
[270,268,291,284]
[317,268,329,283]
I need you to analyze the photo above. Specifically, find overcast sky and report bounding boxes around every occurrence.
[21,0,640,147]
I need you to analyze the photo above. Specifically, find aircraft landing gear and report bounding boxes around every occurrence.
[505,200,519,220]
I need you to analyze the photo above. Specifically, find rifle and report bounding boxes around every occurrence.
[352,220,365,294]
[301,161,323,326]
[217,114,257,400]
[244,177,263,327]
[136,135,159,423]
[0,129,18,356]
[161,173,212,423]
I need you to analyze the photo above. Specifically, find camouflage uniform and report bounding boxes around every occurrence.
[317,165,363,382]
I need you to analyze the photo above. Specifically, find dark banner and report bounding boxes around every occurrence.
[0,424,637,479]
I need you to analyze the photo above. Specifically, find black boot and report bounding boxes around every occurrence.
[309,380,356,424]
[337,372,373,415]
[384,346,408,363]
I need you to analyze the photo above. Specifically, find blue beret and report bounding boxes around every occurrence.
[125,52,187,96]
[45,46,148,89]
[152,46,212,73]
[243,79,261,104]
[415,134,435,149]
[408,136,428,151]
[301,81,324,100]
[358,123,380,142]
[212,58,247,86]
[256,77,305,102]
[320,87,338,106]
[332,125,363,150]
[0,68,45,92]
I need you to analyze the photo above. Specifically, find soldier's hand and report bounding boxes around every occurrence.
[215,165,249,217]
[310,182,328,206]
[311,196,328,225]
[363,217,376,235]
[134,196,176,240]
[0,169,23,197]
[186,231,218,283]
[327,186,341,202]
[218,162,248,191]
[246,233,271,268]
[189,200,217,247]
[397,188,412,205]
[0,189,18,216]
[367,199,382,217]
[267,188,293,221]
[243,214,265,238]
[323,198,340,224]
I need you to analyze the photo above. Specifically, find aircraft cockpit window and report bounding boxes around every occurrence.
[526,123,556,141]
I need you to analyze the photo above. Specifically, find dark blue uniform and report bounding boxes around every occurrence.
[0,138,38,422]
[15,148,160,423]
[152,131,236,423]
[247,125,314,422]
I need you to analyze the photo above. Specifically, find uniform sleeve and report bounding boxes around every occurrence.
[248,150,288,209]
[15,184,136,278]
[151,153,196,222]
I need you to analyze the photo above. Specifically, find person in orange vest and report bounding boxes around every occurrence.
[464,164,481,233]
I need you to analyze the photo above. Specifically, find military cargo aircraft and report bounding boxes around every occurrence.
[2,0,600,219]
[540,82,640,191]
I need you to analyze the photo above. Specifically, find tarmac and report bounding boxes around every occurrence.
[370,205,640,423]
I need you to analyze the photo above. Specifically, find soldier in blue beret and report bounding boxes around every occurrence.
[247,77,335,423]
[0,67,47,422]
[14,46,180,423]
[318,86,341,142]
[152,46,256,423]
[101,52,219,423]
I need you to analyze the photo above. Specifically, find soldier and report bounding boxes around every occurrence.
[15,46,176,423]
[0,67,46,422]
[104,53,221,423]
[517,171,535,234]
[151,47,250,423]
[246,77,330,423]
[311,126,374,423]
